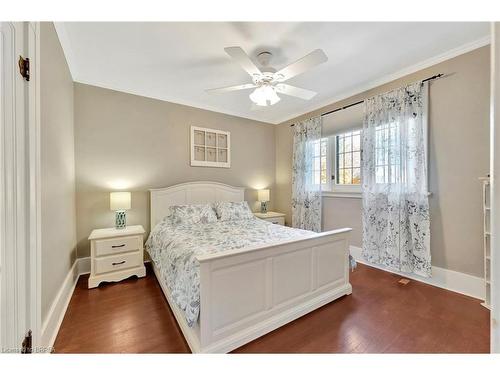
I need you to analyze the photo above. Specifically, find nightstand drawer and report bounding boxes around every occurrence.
[262,217,285,225]
[95,235,141,257]
[94,251,143,274]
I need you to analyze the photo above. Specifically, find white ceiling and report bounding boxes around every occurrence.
[55,22,489,124]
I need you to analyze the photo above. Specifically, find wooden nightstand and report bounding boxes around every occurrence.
[254,211,286,226]
[88,225,146,288]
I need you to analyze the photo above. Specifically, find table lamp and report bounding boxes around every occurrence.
[110,192,131,229]
[258,189,270,214]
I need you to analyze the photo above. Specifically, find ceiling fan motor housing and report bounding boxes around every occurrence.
[257,51,272,66]
[257,51,277,74]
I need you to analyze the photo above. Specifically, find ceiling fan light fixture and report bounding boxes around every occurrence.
[249,85,281,106]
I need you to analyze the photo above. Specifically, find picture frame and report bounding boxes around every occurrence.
[190,126,231,168]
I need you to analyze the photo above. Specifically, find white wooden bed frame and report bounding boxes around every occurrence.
[149,181,352,353]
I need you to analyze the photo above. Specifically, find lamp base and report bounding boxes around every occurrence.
[115,210,126,229]
[260,201,268,214]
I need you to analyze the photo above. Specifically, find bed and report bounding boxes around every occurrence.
[147,181,352,353]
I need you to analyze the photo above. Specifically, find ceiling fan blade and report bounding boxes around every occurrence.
[274,49,328,82]
[206,83,257,94]
[224,46,262,77]
[275,84,317,100]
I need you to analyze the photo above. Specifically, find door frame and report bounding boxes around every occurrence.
[491,22,500,353]
[0,21,41,352]
[27,21,42,351]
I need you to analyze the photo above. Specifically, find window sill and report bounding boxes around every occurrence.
[322,191,362,199]
[322,191,432,199]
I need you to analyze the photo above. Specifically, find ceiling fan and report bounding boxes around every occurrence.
[206,47,328,107]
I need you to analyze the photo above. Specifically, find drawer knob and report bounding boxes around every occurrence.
[111,244,126,248]
[112,260,126,266]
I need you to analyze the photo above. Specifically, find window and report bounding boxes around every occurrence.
[311,129,362,193]
[312,138,329,187]
[336,129,361,186]
[317,119,426,193]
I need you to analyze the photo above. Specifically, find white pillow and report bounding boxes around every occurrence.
[214,201,254,221]
[169,204,217,225]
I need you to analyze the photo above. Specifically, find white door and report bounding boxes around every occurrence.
[0,21,40,353]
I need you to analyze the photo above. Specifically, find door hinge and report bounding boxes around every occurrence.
[18,56,30,82]
[21,329,32,354]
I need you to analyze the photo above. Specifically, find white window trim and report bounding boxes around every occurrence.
[322,190,362,199]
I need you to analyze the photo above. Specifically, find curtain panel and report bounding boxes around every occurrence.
[361,82,431,277]
[291,116,322,232]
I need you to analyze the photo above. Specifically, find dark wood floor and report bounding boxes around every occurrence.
[54,263,490,353]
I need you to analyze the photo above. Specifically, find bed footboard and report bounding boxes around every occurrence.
[195,227,352,353]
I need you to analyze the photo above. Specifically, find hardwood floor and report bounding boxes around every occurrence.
[53,263,490,353]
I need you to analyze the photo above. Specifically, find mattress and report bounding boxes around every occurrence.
[145,217,313,327]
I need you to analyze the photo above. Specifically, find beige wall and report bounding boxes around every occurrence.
[75,83,276,257]
[40,22,77,320]
[275,46,490,277]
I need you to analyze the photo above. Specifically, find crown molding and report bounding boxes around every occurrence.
[277,35,491,125]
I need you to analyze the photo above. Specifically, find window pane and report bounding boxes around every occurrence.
[314,157,320,171]
[352,135,360,151]
[338,168,345,184]
[320,169,327,184]
[344,169,352,184]
[376,147,385,165]
[338,153,344,169]
[352,168,361,184]
[315,173,320,185]
[344,136,352,152]
[390,165,399,184]
[314,141,320,157]
[321,139,327,156]
[352,151,360,168]
[376,166,384,184]
[344,152,352,168]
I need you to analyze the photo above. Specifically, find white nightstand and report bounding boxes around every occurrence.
[88,225,146,289]
[254,211,286,226]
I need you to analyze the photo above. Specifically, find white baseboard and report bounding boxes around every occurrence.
[350,246,485,300]
[39,257,90,350]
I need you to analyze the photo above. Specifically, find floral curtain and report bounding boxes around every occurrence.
[361,82,431,277]
[292,116,322,232]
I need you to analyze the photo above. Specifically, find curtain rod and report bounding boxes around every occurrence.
[290,73,444,127]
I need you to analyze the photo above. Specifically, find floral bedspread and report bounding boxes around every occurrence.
[145,217,313,327]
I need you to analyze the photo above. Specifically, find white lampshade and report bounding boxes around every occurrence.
[110,192,131,211]
[258,189,270,202]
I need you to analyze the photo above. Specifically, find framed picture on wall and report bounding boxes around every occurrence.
[190,126,231,168]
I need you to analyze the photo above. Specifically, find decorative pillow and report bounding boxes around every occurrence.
[214,201,254,221]
[169,204,217,225]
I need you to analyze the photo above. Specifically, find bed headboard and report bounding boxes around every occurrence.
[149,181,245,228]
